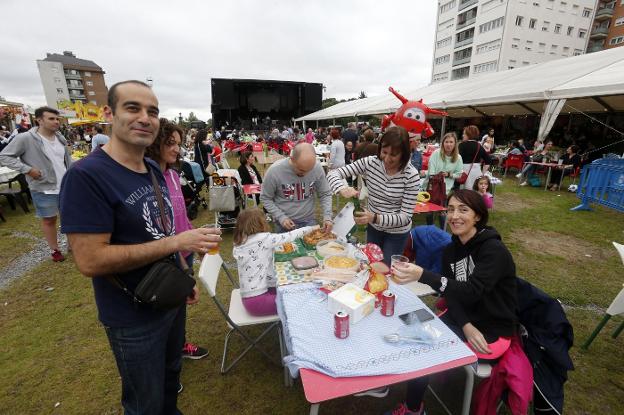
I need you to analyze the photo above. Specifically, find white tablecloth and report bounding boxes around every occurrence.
[0,166,19,183]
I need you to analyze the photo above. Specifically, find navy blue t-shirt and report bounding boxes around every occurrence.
[60,148,176,327]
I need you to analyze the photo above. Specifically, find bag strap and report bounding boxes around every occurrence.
[467,141,481,173]
[149,168,190,273]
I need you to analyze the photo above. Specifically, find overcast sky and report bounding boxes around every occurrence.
[1,0,438,121]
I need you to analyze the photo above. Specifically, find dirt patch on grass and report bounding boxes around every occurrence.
[510,229,606,262]
[494,192,543,212]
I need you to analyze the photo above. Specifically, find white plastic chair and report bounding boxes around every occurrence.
[198,254,287,380]
[582,241,624,349]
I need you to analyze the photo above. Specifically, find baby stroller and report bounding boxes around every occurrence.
[208,169,246,229]
[179,160,208,220]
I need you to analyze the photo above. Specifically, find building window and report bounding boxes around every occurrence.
[451,66,470,80]
[615,17,624,27]
[529,18,537,29]
[440,0,456,14]
[432,71,449,82]
[456,27,475,43]
[454,47,472,61]
[610,36,624,45]
[542,21,550,31]
[567,26,573,35]
[516,15,524,26]
[578,29,586,38]
[476,38,502,54]
[86,81,93,86]
[573,49,583,56]
[582,8,592,17]
[435,54,451,65]
[56,88,64,94]
[51,67,58,73]
[512,43,519,49]
[84,72,91,77]
[554,24,561,33]
[88,91,95,96]
[533,2,539,6]
[552,44,558,50]
[538,42,546,52]
[479,16,504,34]
[523,61,531,66]
[54,77,62,84]
[436,36,452,48]
[563,46,570,52]
[473,60,498,73]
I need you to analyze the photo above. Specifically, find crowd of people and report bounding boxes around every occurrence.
[0,81,583,414]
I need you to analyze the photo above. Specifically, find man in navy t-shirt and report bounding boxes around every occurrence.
[60,80,221,414]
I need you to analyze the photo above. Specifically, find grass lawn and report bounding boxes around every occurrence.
[1,157,623,414]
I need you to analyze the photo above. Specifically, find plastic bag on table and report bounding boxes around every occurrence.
[383,319,442,345]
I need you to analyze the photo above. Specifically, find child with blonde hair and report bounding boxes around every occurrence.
[473,176,494,209]
[233,208,318,316]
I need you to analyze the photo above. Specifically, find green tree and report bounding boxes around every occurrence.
[186,112,199,122]
[322,98,339,109]
[358,91,367,99]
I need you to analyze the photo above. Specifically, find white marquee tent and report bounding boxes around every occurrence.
[297,46,624,140]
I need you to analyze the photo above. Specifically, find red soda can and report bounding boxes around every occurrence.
[381,290,395,316]
[334,311,349,339]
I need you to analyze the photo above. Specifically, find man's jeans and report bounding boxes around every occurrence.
[274,218,318,233]
[104,305,186,415]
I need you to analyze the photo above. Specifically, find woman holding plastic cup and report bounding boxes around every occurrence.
[327,126,421,265]
[386,189,518,415]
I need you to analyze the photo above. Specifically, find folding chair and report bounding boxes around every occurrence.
[503,154,525,177]
[198,253,287,379]
[581,241,624,349]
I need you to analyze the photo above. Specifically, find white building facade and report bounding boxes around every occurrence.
[431,0,596,83]
[36,60,70,107]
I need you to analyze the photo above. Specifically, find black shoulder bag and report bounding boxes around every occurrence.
[110,169,196,310]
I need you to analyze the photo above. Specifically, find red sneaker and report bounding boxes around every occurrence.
[51,250,65,262]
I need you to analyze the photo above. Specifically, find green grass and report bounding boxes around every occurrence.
[0,160,623,414]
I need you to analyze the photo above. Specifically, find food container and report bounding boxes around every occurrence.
[290,256,319,274]
[316,239,348,258]
[324,255,359,272]
[328,283,376,324]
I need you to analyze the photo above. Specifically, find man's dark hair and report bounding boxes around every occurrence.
[95,126,103,134]
[34,106,59,119]
[377,126,411,171]
[107,80,151,113]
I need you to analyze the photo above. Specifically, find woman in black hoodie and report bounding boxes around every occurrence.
[386,189,518,415]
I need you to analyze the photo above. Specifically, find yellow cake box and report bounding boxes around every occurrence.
[327,283,376,324]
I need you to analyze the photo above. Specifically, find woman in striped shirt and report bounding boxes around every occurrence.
[327,126,421,265]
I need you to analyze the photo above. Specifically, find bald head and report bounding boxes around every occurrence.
[289,143,317,177]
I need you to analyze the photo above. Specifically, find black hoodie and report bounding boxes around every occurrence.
[420,226,517,339]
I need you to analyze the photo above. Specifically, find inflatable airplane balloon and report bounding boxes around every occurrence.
[381,87,448,138]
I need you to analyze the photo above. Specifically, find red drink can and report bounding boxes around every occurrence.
[334,311,349,339]
[381,290,395,316]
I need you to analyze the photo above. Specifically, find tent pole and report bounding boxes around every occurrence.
[441,116,447,137]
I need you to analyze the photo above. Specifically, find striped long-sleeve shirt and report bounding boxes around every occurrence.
[327,156,421,234]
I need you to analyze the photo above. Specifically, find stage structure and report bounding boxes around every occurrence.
[211,78,322,131]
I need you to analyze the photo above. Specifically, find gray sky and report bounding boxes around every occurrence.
[1,0,438,121]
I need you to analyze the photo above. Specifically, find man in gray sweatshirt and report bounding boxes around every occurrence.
[260,143,333,232]
[0,106,72,262]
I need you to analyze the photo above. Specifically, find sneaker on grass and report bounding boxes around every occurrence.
[182,342,208,360]
[384,402,425,415]
[51,250,65,262]
[515,172,523,178]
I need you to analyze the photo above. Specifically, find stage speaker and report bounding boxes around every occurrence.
[304,84,322,111]
[211,79,237,109]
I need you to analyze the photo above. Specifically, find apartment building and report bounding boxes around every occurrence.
[36,51,108,108]
[587,0,624,52]
[431,0,595,83]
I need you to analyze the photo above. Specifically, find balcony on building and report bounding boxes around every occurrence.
[594,7,614,21]
[69,91,86,100]
[453,56,472,66]
[588,43,605,52]
[590,26,609,39]
[455,36,474,48]
[457,16,476,30]
[64,71,82,80]
[458,0,477,12]
[67,81,84,89]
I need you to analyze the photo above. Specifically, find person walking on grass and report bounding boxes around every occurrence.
[59,80,220,414]
[0,106,72,262]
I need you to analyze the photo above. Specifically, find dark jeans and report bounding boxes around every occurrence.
[366,225,410,265]
[104,306,186,415]
[274,218,317,233]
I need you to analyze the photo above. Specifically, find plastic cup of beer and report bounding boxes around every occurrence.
[390,255,409,280]
[202,223,220,255]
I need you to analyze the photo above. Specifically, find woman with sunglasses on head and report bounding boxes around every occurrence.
[327,126,421,265]
[385,189,518,415]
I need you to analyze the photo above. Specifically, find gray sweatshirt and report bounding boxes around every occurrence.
[329,139,346,169]
[0,127,72,192]
[260,158,333,224]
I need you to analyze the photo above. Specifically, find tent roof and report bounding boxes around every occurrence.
[297,46,624,121]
